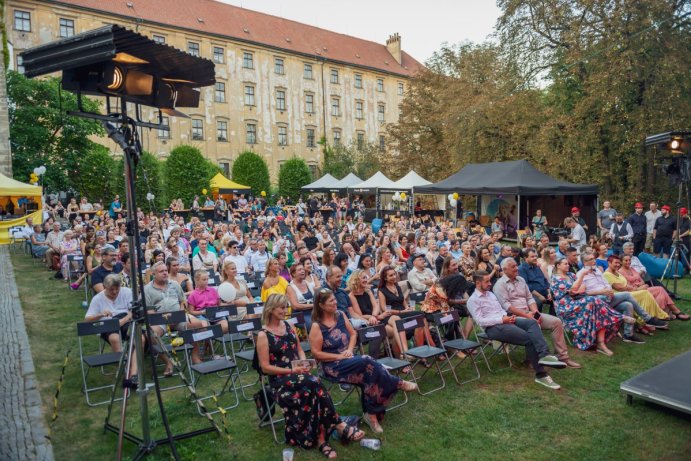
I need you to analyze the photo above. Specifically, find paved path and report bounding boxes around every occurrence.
[0,246,54,461]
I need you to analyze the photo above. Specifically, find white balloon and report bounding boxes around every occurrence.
[146,192,155,201]
[218,282,237,303]
[33,167,40,175]
[447,193,454,201]
[38,166,47,175]
[450,199,458,207]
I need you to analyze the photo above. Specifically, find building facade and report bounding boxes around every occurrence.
[6,0,422,178]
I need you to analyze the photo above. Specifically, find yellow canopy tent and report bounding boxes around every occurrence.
[0,171,43,245]
[209,173,251,195]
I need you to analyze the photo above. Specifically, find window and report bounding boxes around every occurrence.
[377,78,384,92]
[305,93,314,114]
[303,63,313,79]
[278,126,288,146]
[188,41,200,57]
[246,123,257,144]
[213,46,225,64]
[379,135,386,152]
[59,18,75,38]
[276,90,286,111]
[330,69,339,84]
[377,103,385,122]
[158,116,170,139]
[398,82,404,95]
[244,85,255,106]
[215,82,226,103]
[306,128,315,148]
[242,51,254,69]
[355,101,363,120]
[219,162,230,177]
[191,119,204,140]
[308,164,318,178]
[14,10,31,32]
[354,74,363,89]
[333,129,342,147]
[357,132,365,150]
[331,97,340,117]
[152,34,166,44]
[274,57,285,75]
[217,120,228,141]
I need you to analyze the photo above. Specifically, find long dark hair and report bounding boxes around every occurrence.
[378,265,395,290]
[312,288,335,323]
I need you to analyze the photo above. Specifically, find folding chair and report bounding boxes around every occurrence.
[408,290,428,307]
[357,324,410,411]
[77,318,124,406]
[396,314,453,395]
[205,305,238,358]
[180,324,240,416]
[226,317,263,399]
[66,253,86,285]
[474,328,515,373]
[250,351,286,443]
[8,226,25,253]
[147,310,193,390]
[431,311,481,385]
[286,311,311,355]
[205,269,221,287]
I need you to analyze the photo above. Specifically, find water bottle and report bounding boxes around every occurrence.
[81,301,88,309]
[360,438,381,450]
[254,296,262,303]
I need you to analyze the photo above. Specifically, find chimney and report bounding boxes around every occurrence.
[386,33,401,65]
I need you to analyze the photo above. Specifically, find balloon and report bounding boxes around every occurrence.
[448,194,454,201]
[218,282,237,302]
[202,188,207,195]
[393,192,400,201]
[452,192,459,200]
[38,166,47,175]
[33,167,40,175]
[450,199,458,207]
[260,191,267,197]
[96,210,103,216]
[146,192,155,201]
[171,337,184,347]
[400,192,407,201]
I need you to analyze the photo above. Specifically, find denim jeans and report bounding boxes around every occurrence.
[485,317,549,378]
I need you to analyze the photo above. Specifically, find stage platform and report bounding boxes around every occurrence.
[621,349,691,415]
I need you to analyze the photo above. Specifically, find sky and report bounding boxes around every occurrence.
[218,0,501,64]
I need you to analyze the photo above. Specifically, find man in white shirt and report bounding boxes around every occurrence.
[407,253,436,293]
[645,202,661,252]
[609,212,633,255]
[85,274,133,353]
[224,241,249,274]
[249,240,270,274]
[565,217,586,249]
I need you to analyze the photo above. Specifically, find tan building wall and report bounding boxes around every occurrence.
[6,0,412,180]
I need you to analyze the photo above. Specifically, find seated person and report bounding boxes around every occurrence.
[187,270,228,334]
[29,224,49,259]
[192,238,219,273]
[144,262,207,373]
[467,271,566,390]
[324,266,367,328]
[494,258,580,368]
[91,244,123,294]
[407,253,437,293]
[256,294,364,458]
[518,249,553,312]
[310,288,417,435]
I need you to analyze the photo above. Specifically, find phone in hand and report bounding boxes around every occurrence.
[533,311,541,320]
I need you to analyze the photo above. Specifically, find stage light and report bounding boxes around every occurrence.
[670,139,681,150]
[645,131,691,155]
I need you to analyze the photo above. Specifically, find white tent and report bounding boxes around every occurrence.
[331,173,363,190]
[348,171,396,193]
[391,170,432,190]
[301,173,338,192]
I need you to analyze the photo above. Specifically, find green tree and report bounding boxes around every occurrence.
[320,137,355,179]
[114,151,166,211]
[7,70,105,193]
[71,145,116,204]
[320,137,382,180]
[164,145,216,206]
[278,157,312,200]
[232,151,270,194]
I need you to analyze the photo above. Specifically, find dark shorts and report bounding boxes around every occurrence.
[100,313,130,343]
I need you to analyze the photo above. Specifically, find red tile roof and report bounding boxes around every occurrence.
[47,0,423,77]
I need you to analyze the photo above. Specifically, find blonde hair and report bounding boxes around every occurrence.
[347,269,365,292]
[221,259,236,282]
[262,294,288,326]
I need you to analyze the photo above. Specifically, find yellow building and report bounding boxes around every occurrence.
[6,0,422,178]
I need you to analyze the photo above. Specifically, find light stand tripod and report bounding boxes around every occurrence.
[91,102,217,460]
[660,159,690,299]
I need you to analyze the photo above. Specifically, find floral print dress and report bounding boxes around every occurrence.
[550,274,623,350]
[319,312,401,416]
[264,322,340,448]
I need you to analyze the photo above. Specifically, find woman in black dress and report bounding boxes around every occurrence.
[256,294,364,458]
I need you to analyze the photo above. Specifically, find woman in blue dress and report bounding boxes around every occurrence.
[309,288,417,434]
[550,258,624,356]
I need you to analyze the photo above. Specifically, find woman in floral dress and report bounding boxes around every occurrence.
[256,294,364,458]
[309,289,417,434]
[551,258,624,355]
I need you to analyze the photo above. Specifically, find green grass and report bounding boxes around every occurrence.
[11,253,691,461]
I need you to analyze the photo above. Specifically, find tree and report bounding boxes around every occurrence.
[278,157,312,200]
[232,151,270,194]
[7,71,105,193]
[114,151,166,211]
[164,145,216,206]
[70,145,117,204]
[320,138,383,181]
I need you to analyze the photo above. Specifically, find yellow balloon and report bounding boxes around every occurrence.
[452,192,459,200]
[202,188,208,195]
[400,192,407,200]
[171,337,184,347]
[260,190,267,197]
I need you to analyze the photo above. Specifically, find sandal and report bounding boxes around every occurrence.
[339,424,364,444]
[419,359,433,369]
[675,312,690,321]
[362,413,383,434]
[163,366,174,377]
[319,442,337,459]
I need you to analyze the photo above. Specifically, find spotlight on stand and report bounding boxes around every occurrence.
[645,130,691,156]
[19,25,216,461]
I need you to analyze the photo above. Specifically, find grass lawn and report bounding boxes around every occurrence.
[11,253,691,461]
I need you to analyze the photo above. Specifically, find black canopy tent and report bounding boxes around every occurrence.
[415,160,599,233]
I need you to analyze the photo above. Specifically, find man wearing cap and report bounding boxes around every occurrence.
[609,212,633,255]
[570,207,588,232]
[597,201,617,237]
[91,244,124,294]
[645,202,661,252]
[407,253,437,293]
[628,203,647,255]
[653,205,676,258]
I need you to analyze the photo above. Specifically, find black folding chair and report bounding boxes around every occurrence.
[147,310,192,390]
[77,318,124,406]
[286,311,311,355]
[474,329,515,373]
[408,290,428,307]
[431,311,481,385]
[226,317,263,399]
[180,324,240,416]
[396,314,454,395]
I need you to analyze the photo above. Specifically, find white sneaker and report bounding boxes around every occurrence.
[535,375,561,390]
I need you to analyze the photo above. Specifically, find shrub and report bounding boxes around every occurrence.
[231,151,270,195]
[278,157,312,201]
